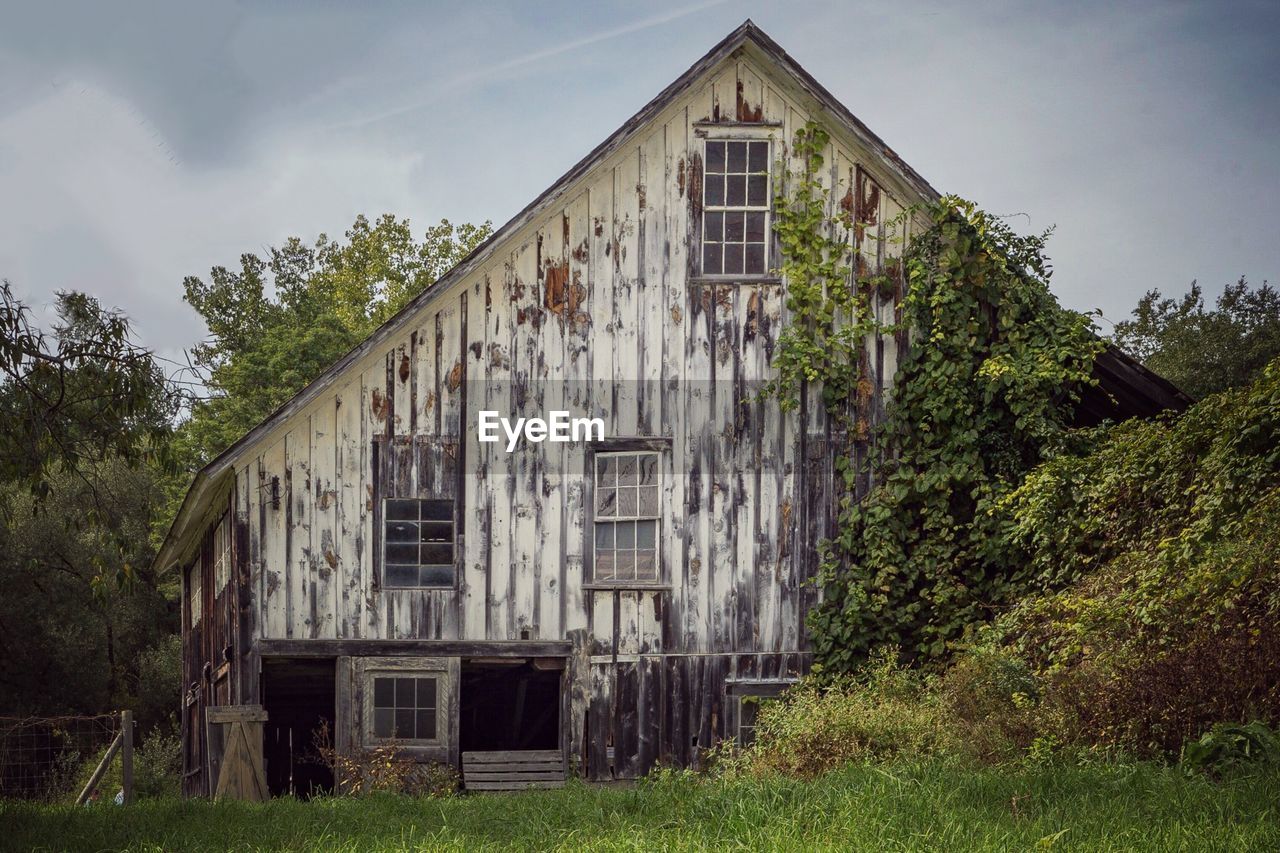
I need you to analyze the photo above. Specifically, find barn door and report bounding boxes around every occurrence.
[205,705,269,801]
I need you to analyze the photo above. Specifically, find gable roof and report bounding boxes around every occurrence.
[152,20,1188,573]
[154,20,942,571]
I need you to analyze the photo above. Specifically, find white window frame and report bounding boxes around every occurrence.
[187,557,202,625]
[700,136,773,279]
[212,516,230,592]
[592,451,661,584]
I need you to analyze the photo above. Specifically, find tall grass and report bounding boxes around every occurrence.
[2,761,1276,851]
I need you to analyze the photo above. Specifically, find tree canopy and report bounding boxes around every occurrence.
[0,282,176,506]
[176,214,491,468]
[1112,277,1280,399]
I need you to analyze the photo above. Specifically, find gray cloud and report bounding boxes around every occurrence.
[1,0,1276,361]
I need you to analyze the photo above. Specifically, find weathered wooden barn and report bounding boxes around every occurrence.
[159,21,1189,796]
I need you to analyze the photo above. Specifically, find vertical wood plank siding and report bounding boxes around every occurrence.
[185,53,920,780]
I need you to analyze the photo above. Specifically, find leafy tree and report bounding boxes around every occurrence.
[0,282,176,506]
[177,214,490,464]
[156,215,490,543]
[1112,278,1280,399]
[0,460,177,717]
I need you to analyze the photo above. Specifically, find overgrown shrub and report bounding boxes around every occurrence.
[1181,721,1280,777]
[310,720,458,798]
[991,360,1280,755]
[742,650,967,777]
[133,728,182,798]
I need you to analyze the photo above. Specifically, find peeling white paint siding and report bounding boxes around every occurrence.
[236,54,919,652]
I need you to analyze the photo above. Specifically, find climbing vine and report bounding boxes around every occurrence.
[767,123,866,416]
[769,123,1105,669]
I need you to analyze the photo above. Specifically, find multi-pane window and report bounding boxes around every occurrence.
[187,558,202,625]
[702,139,771,277]
[383,499,455,588]
[593,452,660,583]
[213,517,230,591]
[371,675,438,741]
[738,696,762,746]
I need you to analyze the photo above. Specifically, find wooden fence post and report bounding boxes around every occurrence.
[121,710,134,805]
[74,730,122,806]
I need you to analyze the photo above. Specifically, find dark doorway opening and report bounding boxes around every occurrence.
[460,659,562,752]
[261,657,335,798]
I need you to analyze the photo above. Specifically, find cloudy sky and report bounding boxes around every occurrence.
[2,0,1276,366]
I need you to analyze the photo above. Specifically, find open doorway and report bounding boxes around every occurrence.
[460,659,562,752]
[261,658,335,797]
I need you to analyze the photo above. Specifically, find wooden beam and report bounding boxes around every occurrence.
[257,639,572,659]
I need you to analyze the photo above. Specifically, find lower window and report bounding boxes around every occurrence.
[368,673,440,743]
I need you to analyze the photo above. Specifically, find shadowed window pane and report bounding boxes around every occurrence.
[374,708,393,738]
[417,678,437,708]
[394,709,414,739]
[419,565,453,586]
[386,500,418,520]
[420,543,452,564]
[386,521,417,542]
[705,175,724,206]
[705,211,724,241]
[615,551,635,580]
[746,244,765,275]
[703,243,722,274]
[421,500,452,521]
[617,455,638,486]
[374,678,394,707]
[748,141,769,173]
[726,174,746,206]
[417,710,436,740]
[636,551,656,580]
[386,543,419,564]
[725,212,745,242]
[596,550,616,580]
[706,140,725,172]
[727,141,747,172]
[639,455,657,486]
[636,519,657,548]
[725,243,744,275]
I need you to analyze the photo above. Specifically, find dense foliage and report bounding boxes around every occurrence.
[747,358,1280,772]
[1112,277,1280,398]
[989,357,1280,754]
[0,462,177,719]
[178,214,490,465]
[0,282,175,509]
[157,214,490,545]
[785,185,1102,666]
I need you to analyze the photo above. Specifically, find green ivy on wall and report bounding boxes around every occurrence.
[769,122,1105,669]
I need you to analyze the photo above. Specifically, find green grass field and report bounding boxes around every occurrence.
[3,762,1277,852]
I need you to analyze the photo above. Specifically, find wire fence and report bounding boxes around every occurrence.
[0,714,121,801]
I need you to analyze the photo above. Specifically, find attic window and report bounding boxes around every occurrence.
[701,139,771,277]
[383,498,456,588]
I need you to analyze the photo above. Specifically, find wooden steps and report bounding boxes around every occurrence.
[462,750,567,791]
